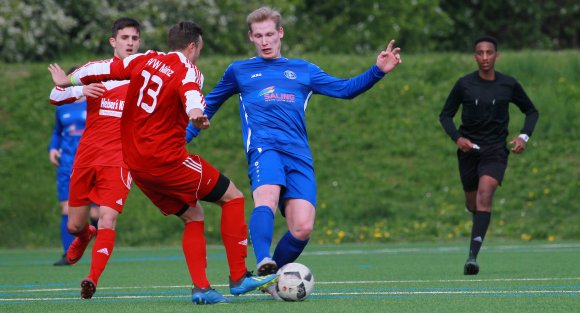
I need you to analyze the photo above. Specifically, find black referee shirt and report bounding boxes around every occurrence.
[439,71,539,146]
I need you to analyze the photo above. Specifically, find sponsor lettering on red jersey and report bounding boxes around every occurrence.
[50,57,129,168]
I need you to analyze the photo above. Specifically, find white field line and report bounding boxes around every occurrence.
[3,277,580,294]
[302,243,580,256]
[2,289,580,302]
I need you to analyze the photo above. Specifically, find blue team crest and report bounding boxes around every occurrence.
[284,70,297,80]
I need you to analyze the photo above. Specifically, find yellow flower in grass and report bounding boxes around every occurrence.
[521,233,532,241]
[547,235,555,241]
[337,230,346,239]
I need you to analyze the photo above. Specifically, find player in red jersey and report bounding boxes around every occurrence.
[49,21,277,304]
[48,17,141,299]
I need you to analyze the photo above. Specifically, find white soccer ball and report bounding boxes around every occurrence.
[276,262,314,301]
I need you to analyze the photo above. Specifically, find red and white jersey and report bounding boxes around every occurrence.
[71,50,206,171]
[50,57,129,168]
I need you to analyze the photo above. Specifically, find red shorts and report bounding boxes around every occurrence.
[69,166,132,212]
[130,154,221,215]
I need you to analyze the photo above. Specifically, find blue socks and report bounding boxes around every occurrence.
[273,231,309,268]
[60,215,75,254]
[249,206,275,263]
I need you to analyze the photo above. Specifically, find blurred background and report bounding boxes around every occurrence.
[0,0,578,248]
[0,0,578,62]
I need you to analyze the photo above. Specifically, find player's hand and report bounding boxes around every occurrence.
[49,149,61,166]
[48,64,70,87]
[456,137,478,152]
[376,39,402,74]
[509,137,526,154]
[189,109,210,129]
[83,83,105,98]
[191,115,210,129]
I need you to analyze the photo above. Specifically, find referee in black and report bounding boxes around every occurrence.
[439,36,539,275]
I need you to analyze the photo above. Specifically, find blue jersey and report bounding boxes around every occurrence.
[49,101,87,171]
[186,56,385,160]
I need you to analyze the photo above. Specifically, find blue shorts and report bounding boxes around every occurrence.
[56,167,72,202]
[247,149,317,213]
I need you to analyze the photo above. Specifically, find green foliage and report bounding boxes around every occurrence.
[295,0,453,53]
[0,0,76,62]
[0,51,578,249]
[439,0,580,51]
[1,1,578,62]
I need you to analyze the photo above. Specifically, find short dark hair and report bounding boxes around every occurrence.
[474,35,498,51]
[167,21,203,50]
[111,17,140,38]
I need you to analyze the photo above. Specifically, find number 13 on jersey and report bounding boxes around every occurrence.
[137,70,163,113]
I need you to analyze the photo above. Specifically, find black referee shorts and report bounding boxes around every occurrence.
[456,142,509,192]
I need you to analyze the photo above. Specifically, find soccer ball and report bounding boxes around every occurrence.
[276,262,314,301]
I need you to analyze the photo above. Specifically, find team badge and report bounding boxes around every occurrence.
[284,70,297,80]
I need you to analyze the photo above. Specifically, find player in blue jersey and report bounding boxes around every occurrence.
[186,6,402,295]
[48,67,99,265]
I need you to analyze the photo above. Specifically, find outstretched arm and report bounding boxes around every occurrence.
[48,64,70,87]
[308,40,401,99]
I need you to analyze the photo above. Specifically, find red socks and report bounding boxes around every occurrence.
[221,197,248,282]
[88,228,115,285]
[182,221,210,289]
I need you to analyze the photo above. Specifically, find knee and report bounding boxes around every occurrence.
[465,203,477,213]
[476,190,494,204]
[98,207,118,229]
[230,188,243,200]
[290,223,314,241]
[220,182,244,203]
[66,222,84,235]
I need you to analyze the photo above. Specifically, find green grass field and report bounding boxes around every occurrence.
[1,241,579,312]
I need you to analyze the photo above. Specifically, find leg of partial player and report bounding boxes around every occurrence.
[81,206,119,299]
[218,182,278,296]
[249,184,281,275]
[66,205,96,265]
[272,199,314,268]
[464,175,497,275]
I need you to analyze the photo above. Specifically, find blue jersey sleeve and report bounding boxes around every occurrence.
[48,109,63,151]
[186,64,240,143]
[309,63,385,99]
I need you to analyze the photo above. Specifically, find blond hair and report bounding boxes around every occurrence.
[246,6,282,31]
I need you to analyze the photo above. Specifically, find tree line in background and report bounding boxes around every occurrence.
[0,0,578,61]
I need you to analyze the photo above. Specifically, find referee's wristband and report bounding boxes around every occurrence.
[518,134,530,142]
